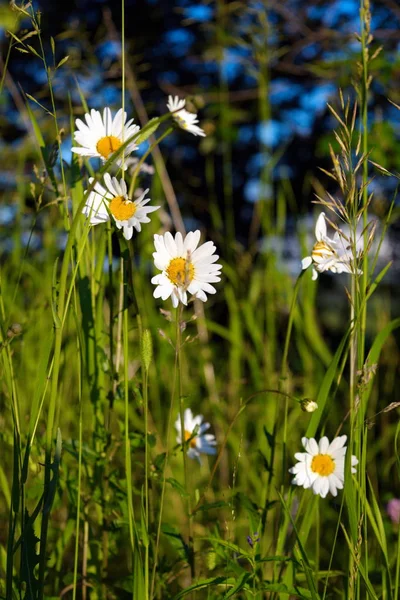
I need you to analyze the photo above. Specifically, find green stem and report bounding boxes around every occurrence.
[150,317,180,598]
[143,366,150,600]
[280,273,304,487]
[128,127,173,197]
[72,334,83,600]
[176,305,195,580]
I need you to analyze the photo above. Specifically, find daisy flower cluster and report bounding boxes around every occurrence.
[72,97,219,464]
[72,96,207,241]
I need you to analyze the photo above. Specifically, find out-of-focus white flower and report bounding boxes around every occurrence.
[151,230,222,307]
[289,435,358,498]
[301,212,362,280]
[167,95,206,137]
[72,107,140,169]
[83,173,159,240]
[175,408,217,463]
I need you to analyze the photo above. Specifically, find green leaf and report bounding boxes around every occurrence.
[134,117,160,145]
[306,326,351,438]
[224,571,251,598]
[166,477,189,498]
[341,525,379,600]
[194,500,230,513]
[43,429,62,515]
[259,582,313,598]
[20,509,40,598]
[360,317,400,417]
[173,576,228,599]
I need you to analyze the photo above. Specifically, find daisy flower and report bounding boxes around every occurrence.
[151,230,222,307]
[175,408,217,463]
[289,435,358,498]
[167,95,206,137]
[301,212,362,280]
[83,173,159,240]
[71,107,140,169]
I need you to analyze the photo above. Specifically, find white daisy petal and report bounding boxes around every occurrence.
[319,436,329,454]
[301,256,312,270]
[315,212,327,241]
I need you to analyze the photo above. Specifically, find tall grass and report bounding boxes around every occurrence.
[1,1,399,599]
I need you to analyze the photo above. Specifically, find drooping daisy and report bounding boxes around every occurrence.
[83,173,159,240]
[301,212,362,280]
[289,435,358,499]
[71,107,140,169]
[167,95,206,137]
[175,408,217,463]
[151,230,222,307]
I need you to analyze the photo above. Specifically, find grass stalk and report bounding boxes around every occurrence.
[176,305,195,580]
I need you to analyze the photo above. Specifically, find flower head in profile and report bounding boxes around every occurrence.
[301,212,362,280]
[72,107,140,169]
[289,435,358,499]
[83,173,159,240]
[175,408,217,463]
[167,95,206,137]
[151,230,222,307]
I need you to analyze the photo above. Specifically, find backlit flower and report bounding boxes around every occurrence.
[72,107,140,169]
[289,435,358,498]
[167,95,206,137]
[301,212,362,280]
[83,173,159,240]
[151,230,222,307]
[175,408,217,463]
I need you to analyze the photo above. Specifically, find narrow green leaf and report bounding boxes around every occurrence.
[173,576,228,599]
[134,117,160,145]
[306,326,351,438]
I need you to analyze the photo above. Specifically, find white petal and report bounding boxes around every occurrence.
[301,256,312,270]
[315,212,327,241]
[319,437,329,454]
[328,435,347,454]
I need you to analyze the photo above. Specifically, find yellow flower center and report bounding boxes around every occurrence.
[311,454,335,476]
[96,135,122,159]
[312,240,336,263]
[166,258,194,287]
[184,430,197,448]
[109,196,136,221]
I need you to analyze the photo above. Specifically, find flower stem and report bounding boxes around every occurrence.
[143,365,150,600]
[176,305,195,580]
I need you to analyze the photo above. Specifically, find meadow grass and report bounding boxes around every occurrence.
[0,1,400,598]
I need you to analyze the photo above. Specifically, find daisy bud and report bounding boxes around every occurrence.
[300,398,318,413]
